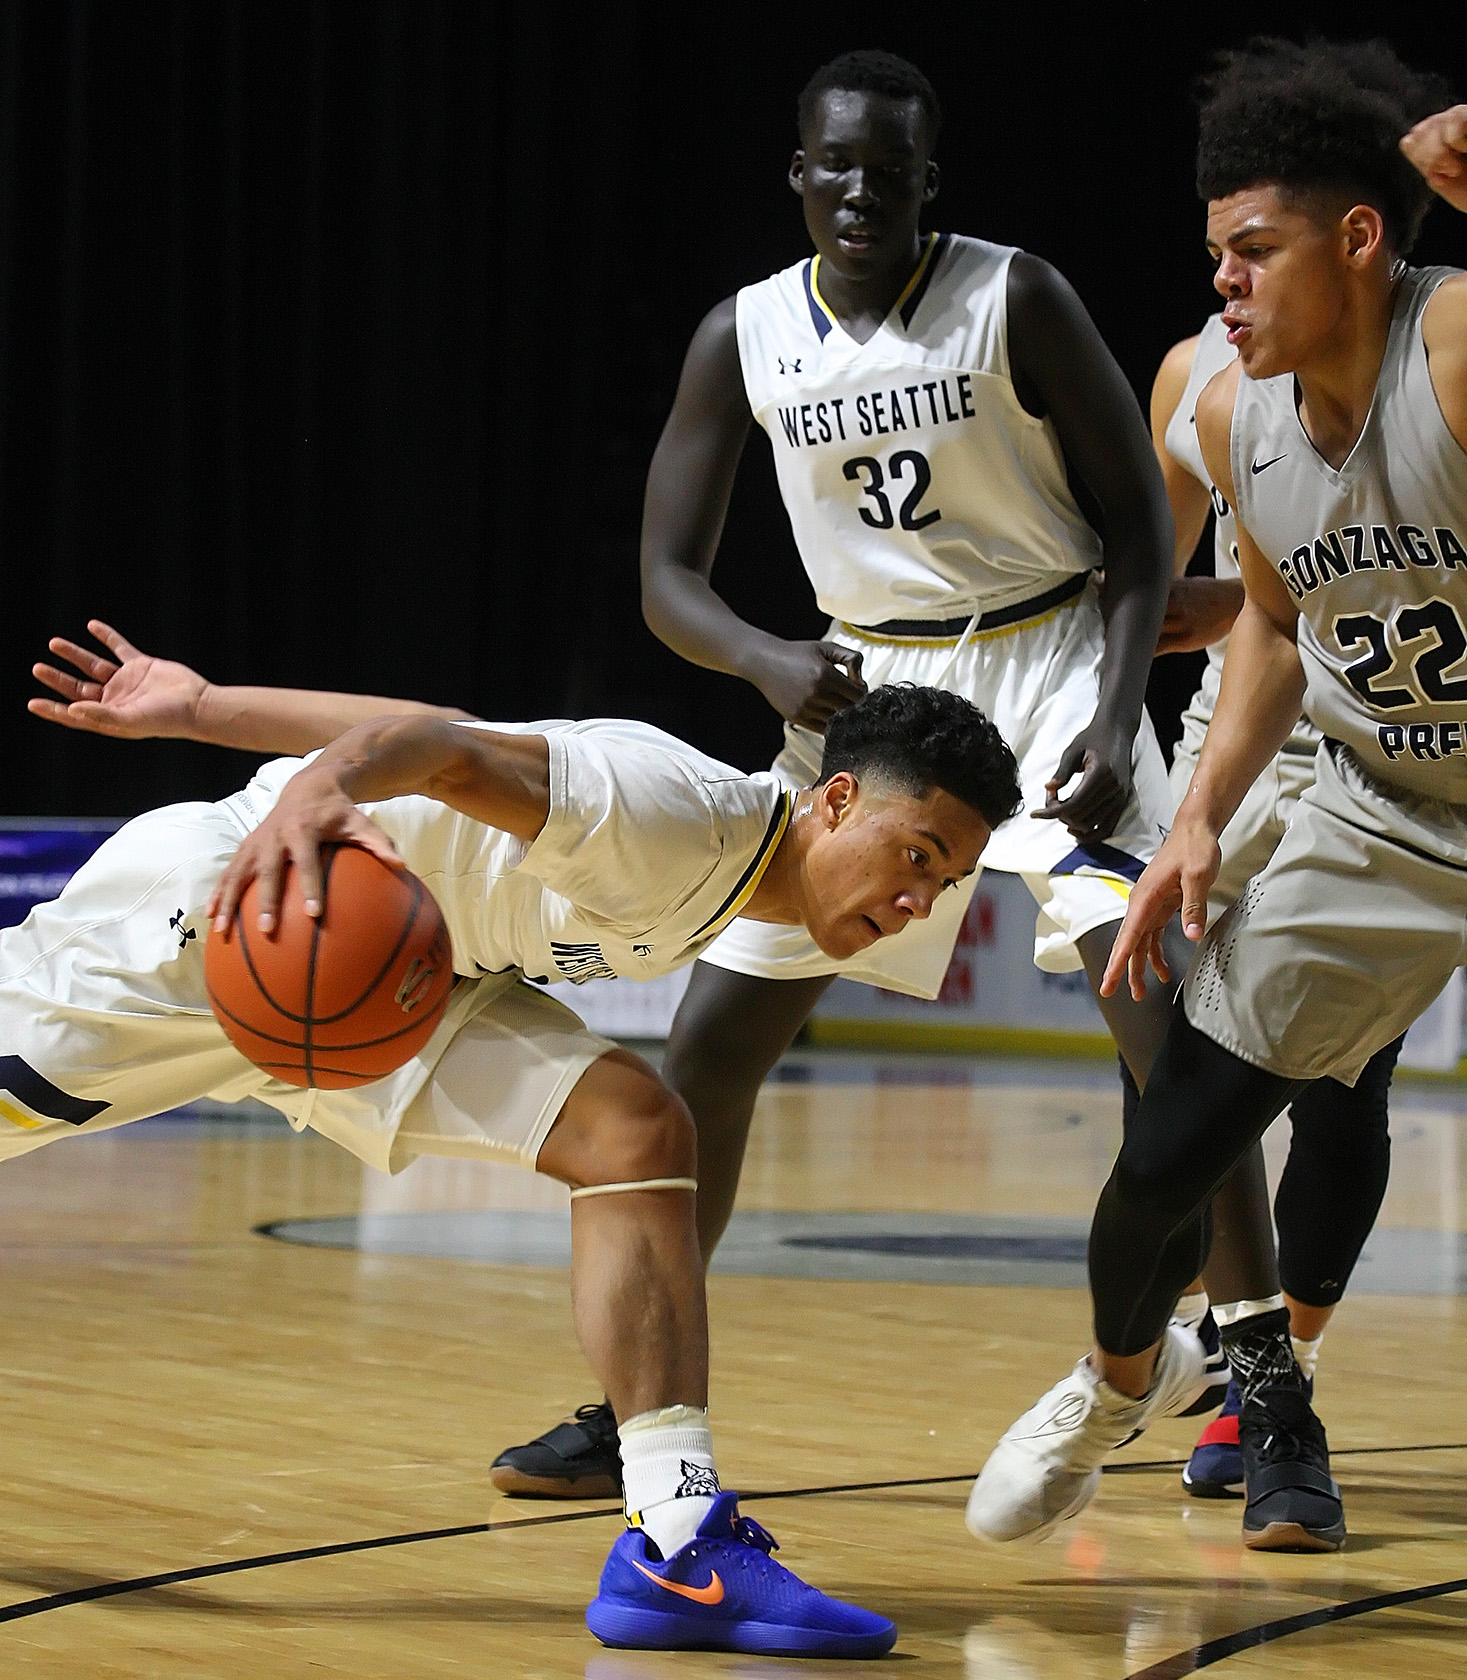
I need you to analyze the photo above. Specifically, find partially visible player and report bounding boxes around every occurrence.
[970,38,1465,1554]
[494,46,1280,1499]
[1150,321,1404,1497]
[24,623,1023,1655]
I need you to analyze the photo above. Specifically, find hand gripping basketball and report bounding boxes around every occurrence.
[210,764,404,935]
[205,765,453,1088]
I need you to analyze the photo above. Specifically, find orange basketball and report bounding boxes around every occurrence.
[204,843,454,1089]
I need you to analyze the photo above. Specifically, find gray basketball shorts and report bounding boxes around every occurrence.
[1183,741,1467,1086]
[1169,721,1321,922]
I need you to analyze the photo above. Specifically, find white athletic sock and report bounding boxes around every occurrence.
[1211,1293,1286,1330]
[1291,1332,1324,1384]
[1174,1290,1210,1332]
[619,1405,721,1560]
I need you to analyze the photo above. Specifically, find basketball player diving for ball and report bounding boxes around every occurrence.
[19,639,1023,1658]
[495,47,1283,1500]
[970,37,1467,1555]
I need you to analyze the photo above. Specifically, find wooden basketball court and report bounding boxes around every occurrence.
[0,1050,1462,1676]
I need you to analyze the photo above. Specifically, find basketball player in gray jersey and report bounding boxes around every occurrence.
[494,46,1281,1502]
[972,39,1466,1554]
[1151,322,1405,1498]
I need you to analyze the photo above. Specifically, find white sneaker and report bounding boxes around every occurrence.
[965,1322,1207,1544]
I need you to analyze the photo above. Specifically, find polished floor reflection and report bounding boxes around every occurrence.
[0,1051,1462,1677]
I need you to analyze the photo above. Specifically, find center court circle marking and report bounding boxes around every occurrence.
[257,1209,1467,1294]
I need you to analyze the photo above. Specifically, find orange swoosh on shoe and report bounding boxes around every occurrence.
[631,1558,725,1605]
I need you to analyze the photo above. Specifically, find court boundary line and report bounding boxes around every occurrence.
[0,1446,1463,1631]
[1128,1576,1467,1678]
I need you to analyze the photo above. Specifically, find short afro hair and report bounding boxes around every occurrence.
[1196,37,1453,254]
[818,684,1021,831]
[798,50,942,150]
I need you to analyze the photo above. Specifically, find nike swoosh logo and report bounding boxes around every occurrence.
[1251,454,1287,474]
[631,1559,725,1604]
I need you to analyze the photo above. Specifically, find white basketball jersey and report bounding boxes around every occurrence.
[735,234,1103,626]
[1165,315,1241,720]
[1232,266,1467,800]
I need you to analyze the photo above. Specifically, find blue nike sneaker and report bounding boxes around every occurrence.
[586,1491,897,1657]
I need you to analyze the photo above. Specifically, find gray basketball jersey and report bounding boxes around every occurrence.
[1232,266,1467,800]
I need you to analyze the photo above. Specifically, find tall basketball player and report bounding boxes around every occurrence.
[971,38,1465,1554]
[493,47,1279,1499]
[1151,318,1405,1499]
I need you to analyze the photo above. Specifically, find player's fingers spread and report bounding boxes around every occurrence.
[210,858,250,934]
[285,832,325,921]
[32,662,89,701]
[1148,929,1172,985]
[47,639,114,683]
[1100,925,1135,997]
[89,620,142,662]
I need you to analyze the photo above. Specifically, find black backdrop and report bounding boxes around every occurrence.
[2,2,1465,815]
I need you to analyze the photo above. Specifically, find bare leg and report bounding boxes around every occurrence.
[1286,1298,1335,1342]
[535,1048,706,1421]
[661,962,834,1263]
[1076,918,1279,1308]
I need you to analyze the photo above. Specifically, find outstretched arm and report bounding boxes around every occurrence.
[1102,364,1306,999]
[210,716,550,933]
[29,620,477,754]
[1008,255,1174,841]
[640,297,867,730]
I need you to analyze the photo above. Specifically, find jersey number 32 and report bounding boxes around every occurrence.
[842,450,941,531]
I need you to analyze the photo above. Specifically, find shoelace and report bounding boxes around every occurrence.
[1252,1413,1323,1467]
[730,1512,779,1556]
[572,1402,618,1442]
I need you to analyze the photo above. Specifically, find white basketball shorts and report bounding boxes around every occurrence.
[0,800,611,1174]
[705,577,1171,994]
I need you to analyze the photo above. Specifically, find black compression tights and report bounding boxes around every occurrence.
[1090,1004,1302,1355]
[1275,1033,1401,1307]
[1119,1032,1403,1311]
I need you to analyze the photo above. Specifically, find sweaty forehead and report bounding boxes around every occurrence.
[805,88,926,154]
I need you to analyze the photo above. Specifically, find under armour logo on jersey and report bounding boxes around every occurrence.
[675,1460,722,1499]
[168,909,196,952]
[777,356,802,375]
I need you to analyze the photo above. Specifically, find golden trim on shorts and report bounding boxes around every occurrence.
[837,597,1080,649]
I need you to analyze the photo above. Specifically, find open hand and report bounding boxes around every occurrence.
[1401,105,1467,214]
[29,620,208,740]
[1031,720,1134,843]
[749,639,866,731]
[1100,820,1221,1000]
[1155,576,1246,656]
[208,767,403,935]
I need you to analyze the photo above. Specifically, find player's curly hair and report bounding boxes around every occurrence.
[1196,37,1452,254]
[798,50,942,149]
[818,684,1022,830]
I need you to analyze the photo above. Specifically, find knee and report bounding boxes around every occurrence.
[593,1079,697,1186]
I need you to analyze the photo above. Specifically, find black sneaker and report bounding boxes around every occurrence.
[490,1400,622,1499]
[1175,1308,1232,1419]
[1239,1384,1345,1552]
